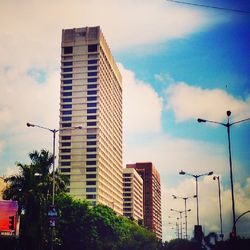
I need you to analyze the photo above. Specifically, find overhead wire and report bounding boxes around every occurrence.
[166,0,250,14]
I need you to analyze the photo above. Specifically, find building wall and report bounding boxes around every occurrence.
[127,162,162,239]
[123,168,143,222]
[59,27,123,215]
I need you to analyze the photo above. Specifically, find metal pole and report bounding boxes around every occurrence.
[52,130,56,206]
[195,176,199,225]
[184,198,187,239]
[217,177,223,240]
[227,123,236,236]
[176,219,179,239]
[180,212,183,239]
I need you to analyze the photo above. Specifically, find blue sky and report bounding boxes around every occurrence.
[0,0,249,241]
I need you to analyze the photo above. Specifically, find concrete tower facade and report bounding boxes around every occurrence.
[127,162,162,239]
[59,27,123,215]
[123,168,143,222]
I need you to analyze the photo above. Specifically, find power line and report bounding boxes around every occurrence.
[166,0,250,14]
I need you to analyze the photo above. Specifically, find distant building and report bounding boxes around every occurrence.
[59,26,123,215]
[127,162,162,239]
[123,168,143,222]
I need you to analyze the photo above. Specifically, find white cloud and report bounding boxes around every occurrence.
[120,64,163,134]
[166,82,250,122]
[0,0,226,69]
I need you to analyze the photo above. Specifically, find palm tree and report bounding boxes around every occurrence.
[3,149,68,250]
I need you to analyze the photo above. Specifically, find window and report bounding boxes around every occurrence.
[88,60,97,64]
[87,90,97,95]
[87,128,97,133]
[86,194,96,199]
[88,72,97,77]
[63,92,72,96]
[87,148,96,152]
[86,188,96,192]
[62,56,73,60]
[63,80,72,84]
[87,109,97,114]
[62,136,71,140]
[63,74,72,78]
[124,174,131,177]
[86,167,96,172]
[61,149,71,153]
[62,61,72,66]
[87,155,96,159]
[124,183,131,187]
[62,123,72,128]
[86,161,96,165]
[64,47,73,54]
[86,174,96,178]
[87,84,97,89]
[62,142,71,147]
[87,115,96,120]
[87,181,96,185]
[63,86,72,91]
[61,162,70,166]
[62,116,71,121]
[87,103,97,108]
[88,66,97,71]
[62,110,72,115]
[62,98,72,103]
[62,104,72,109]
[88,44,98,52]
[87,122,96,126]
[87,134,96,139]
[87,96,97,101]
[87,78,97,83]
[87,141,96,146]
[60,168,71,173]
[61,155,71,160]
[63,68,72,72]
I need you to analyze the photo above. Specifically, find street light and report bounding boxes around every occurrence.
[198,110,250,237]
[27,122,82,205]
[172,194,196,239]
[26,122,82,249]
[213,176,223,240]
[170,208,190,239]
[179,170,213,226]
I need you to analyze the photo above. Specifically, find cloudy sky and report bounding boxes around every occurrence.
[0,0,250,241]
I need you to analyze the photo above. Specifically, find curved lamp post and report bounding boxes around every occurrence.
[173,194,196,239]
[198,110,250,237]
[27,122,82,250]
[179,170,213,226]
[213,176,223,240]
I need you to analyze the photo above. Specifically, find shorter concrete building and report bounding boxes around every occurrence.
[127,162,162,239]
[123,168,143,222]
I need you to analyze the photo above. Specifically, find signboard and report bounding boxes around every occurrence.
[48,205,57,227]
[0,200,18,235]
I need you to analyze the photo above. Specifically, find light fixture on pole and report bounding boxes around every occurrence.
[179,170,213,242]
[26,122,82,249]
[213,176,223,240]
[179,170,213,226]
[172,194,196,239]
[170,208,190,239]
[198,110,250,237]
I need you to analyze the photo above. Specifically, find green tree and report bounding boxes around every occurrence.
[3,149,67,250]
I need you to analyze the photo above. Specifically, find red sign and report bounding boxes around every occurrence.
[0,200,18,234]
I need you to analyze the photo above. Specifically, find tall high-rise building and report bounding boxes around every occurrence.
[59,26,123,215]
[123,168,143,222]
[127,162,162,239]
